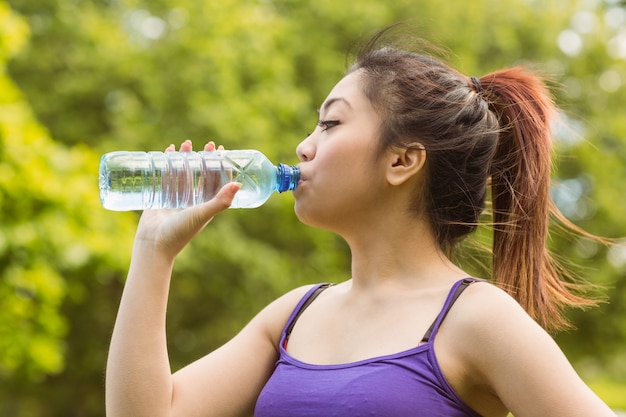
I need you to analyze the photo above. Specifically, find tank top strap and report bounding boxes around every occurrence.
[281,283,333,349]
[420,278,482,343]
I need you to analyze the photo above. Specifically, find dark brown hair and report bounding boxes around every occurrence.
[349,28,600,331]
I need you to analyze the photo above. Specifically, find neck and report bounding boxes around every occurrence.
[341,214,467,292]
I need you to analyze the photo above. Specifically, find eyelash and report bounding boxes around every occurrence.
[305,119,340,137]
[317,119,340,131]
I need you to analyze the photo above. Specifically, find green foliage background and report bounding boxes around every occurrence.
[1,0,625,415]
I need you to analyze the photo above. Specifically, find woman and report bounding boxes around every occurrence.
[105,29,616,416]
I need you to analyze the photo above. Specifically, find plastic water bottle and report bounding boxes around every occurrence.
[99,150,300,211]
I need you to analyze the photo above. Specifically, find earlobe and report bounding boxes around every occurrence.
[387,143,426,186]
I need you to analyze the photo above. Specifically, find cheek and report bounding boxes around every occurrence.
[293,196,329,230]
[292,142,383,226]
[314,149,343,173]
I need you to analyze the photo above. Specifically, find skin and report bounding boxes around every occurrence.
[105,71,616,417]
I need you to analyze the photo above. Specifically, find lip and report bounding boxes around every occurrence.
[296,167,307,184]
[294,170,307,193]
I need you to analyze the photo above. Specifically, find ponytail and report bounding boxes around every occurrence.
[480,68,596,331]
[349,31,605,331]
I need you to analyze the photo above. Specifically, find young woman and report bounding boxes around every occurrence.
[105,29,617,416]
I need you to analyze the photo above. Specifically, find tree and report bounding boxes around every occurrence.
[2,0,625,415]
[0,2,137,414]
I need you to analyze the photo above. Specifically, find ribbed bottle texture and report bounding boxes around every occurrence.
[99,150,299,211]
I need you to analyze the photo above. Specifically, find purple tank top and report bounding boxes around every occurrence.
[254,278,482,417]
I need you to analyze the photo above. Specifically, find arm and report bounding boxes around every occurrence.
[105,180,239,417]
[170,285,313,416]
[447,283,616,417]
[105,141,307,417]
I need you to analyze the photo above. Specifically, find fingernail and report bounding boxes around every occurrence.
[230,182,242,195]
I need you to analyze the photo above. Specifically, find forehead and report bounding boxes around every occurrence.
[329,71,362,95]
[320,70,370,114]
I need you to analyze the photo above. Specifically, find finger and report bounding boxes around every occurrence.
[204,141,216,152]
[217,144,225,151]
[165,144,175,152]
[179,139,193,152]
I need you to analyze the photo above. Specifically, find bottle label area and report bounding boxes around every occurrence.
[99,150,299,210]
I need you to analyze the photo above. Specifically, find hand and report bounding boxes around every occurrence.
[163,140,228,208]
[134,140,241,259]
[165,138,223,153]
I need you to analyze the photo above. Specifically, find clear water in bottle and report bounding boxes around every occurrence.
[99,150,299,211]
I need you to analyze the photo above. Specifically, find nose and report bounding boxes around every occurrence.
[296,134,315,162]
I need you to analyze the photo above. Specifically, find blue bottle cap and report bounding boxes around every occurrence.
[277,163,300,192]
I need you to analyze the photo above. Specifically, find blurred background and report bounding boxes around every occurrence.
[1,0,625,415]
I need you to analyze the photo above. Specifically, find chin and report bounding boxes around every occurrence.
[294,202,342,234]
[293,201,312,225]
[294,200,321,228]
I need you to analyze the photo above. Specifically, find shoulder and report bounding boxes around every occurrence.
[451,279,531,330]
[436,281,544,393]
[439,279,534,333]
[440,280,614,416]
[443,279,548,363]
[169,284,324,416]
[252,284,322,349]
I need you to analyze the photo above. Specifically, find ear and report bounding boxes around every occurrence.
[385,143,426,186]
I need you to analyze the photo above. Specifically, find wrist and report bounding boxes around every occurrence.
[130,239,177,272]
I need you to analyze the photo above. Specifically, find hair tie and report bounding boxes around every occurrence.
[471,76,483,94]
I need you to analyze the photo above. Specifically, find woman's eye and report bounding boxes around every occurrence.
[317,119,340,131]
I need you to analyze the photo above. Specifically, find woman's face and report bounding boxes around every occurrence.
[293,70,388,232]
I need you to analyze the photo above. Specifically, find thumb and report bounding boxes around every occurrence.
[167,182,242,253]
[208,182,242,212]
[145,182,243,259]
[187,182,242,226]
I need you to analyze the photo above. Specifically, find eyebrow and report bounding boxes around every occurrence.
[318,97,351,115]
